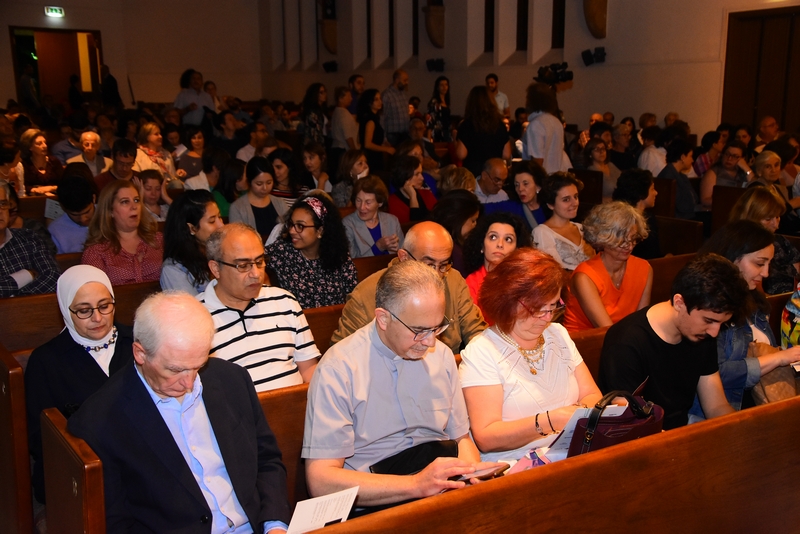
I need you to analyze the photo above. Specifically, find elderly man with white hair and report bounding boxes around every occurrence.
[67,130,112,176]
[69,290,292,533]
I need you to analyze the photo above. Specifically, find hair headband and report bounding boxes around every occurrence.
[301,196,327,222]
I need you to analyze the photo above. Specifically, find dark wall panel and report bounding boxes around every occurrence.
[721,17,762,127]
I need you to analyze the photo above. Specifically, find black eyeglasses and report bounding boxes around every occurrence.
[70,301,115,320]
[403,250,453,274]
[0,200,9,210]
[288,222,319,233]
[216,255,266,273]
[388,310,452,341]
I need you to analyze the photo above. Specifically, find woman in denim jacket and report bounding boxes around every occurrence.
[689,221,800,422]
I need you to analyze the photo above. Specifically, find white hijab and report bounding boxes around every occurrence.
[57,265,117,374]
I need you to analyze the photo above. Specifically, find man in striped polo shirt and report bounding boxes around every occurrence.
[199,223,320,392]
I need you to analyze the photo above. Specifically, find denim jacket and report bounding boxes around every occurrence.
[689,309,775,419]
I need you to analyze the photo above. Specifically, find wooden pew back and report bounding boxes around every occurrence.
[569,168,603,206]
[40,409,106,534]
[18,196,48,224]
[304,304,344,354]
[258,384,310,509]
[767,291,792,341]
[652,177,677,218]
[648,253,695,304]
[55,252,82,273]
[570,326,609,381]
[711,185,746,234]
[0,344,33,534]
[655,216,703,256]
[352,254,395,283]
[321,396,800,533]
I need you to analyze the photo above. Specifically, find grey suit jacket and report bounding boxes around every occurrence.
[342,211,404,258]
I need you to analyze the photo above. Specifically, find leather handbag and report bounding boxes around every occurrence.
[567,390,664,457]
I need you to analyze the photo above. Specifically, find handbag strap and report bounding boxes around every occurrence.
[580,390,655,454]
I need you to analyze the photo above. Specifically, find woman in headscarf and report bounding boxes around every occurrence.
[24,265,134,504]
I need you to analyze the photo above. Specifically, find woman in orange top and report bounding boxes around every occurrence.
[563,202,653,333]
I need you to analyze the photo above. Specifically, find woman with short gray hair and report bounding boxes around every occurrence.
[563,201,653,333]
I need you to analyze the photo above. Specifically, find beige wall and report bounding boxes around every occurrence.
[2,0,800,136]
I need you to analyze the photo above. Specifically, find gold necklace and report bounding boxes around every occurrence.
[494,327,545,375]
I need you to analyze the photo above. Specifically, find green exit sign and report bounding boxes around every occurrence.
[44,6,65,18]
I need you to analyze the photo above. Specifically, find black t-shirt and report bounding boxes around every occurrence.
[632,210,663,260]
[457,119,508,177]
[251,203,279,241]
[598,307,719,430]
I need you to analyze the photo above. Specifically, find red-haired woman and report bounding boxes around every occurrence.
[459,248,603,462]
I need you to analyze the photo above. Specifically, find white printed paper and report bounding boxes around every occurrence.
[45,198,64,220]
[287,485,359,534]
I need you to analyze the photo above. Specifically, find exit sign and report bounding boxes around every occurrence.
[44,6,65,18]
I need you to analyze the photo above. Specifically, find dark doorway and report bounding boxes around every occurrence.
[721,6,800,132]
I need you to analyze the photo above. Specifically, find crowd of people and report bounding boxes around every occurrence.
[5,65,800,532]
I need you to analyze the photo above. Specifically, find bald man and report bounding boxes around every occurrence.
[331,221,486,354]
[66,131,112,176]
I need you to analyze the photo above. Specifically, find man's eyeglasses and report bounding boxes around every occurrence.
[723,152,742,160]
[519,299,565,319]
[289,222,318,233]
[403,250,453,274]
[216,255,266,273]
[388,310,452,341]
[70,301,116,320]
[0,200,9,211]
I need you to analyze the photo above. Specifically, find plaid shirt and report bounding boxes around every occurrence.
[0,228,59,297]
[381,84,409,134]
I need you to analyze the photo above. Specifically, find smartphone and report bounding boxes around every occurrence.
[456,463,510,483]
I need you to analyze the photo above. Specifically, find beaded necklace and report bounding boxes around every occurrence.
[82,326,118,353]
[494,326,545,375]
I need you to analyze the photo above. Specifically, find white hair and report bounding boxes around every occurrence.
[133,290,214,358]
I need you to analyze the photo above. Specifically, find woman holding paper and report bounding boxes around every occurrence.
[459,248,603,462]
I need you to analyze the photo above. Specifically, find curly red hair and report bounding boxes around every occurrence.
[478,248,568,332]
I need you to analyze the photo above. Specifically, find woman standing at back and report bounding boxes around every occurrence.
[456,86,511,177]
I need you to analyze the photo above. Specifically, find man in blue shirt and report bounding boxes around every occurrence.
[48,168,95,254]
[69,291,291,533]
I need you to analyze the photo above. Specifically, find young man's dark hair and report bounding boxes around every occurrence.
[57,166,97,212]
[214,110,235,131]
[671,253,749,320]
[612,168,654,206]
[588,121,612,139]
[348,74,363,86]
[201,146,230,175]
[111,138,137,159]
[640,125,661,143]
[665,138,693,163]
[485,73,499,83]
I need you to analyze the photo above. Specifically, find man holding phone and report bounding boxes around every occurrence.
[303,261,502,514]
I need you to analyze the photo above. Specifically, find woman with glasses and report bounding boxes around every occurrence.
[582,137,620,202]
[24,265,134,505]
[459,248,603,462]
[699,140,752,209]
[266,191,357,309]
[563,202,652,333]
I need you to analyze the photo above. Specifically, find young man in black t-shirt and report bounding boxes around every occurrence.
[599,254,749,429]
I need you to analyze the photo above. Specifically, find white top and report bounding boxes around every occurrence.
[197,282,321,392]
[474,188,509,204]
[532,223,591,270]
[236,144,270,163]
[494,91,509,114]
[638,146,667,177]
[523,111,571,174]
[330,107,360,150]
[184,171,210,191]
[459,325,583,462]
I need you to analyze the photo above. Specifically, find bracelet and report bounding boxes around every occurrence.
[535,413,546,436]
[546,411,555,433]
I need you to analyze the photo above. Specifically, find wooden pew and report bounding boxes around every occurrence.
[711,185,746,234]
[352,254,395,283]
[338,206,355,219]
[319,396,800,533]
[0,280,161,363]
[55,252,82,273]
[570,326,609,381]
[648,253,695,304]
[652,177,676,218]
[40,409,105,534]
[0,344,33,534]
[569,168,603,206]
[655,216,703,255]
[767,291,793,341]
[18,195,48,224]
[304,304,344,354]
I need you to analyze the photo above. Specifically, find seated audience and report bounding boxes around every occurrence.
[599,254,748,429]
[583,138,621,201]
[304,260,500,511]
[236,122,272,163]
[474,158,510,205]
[49,165,96,253]
[0,146,23,194]
[50,115,87,165]
[25,265,133,505]
[199,223,320,391]
[214,158,248,218]
[68,291,291,532]
[134,122,183,183]
[20,128,63,195]
[388,154,437,223]
[658,138,698,220]
[66,131,112,176]
[266,192,357,308]
[342,175,403,258]
[460,248,603,461]
[94,138,138,193]
[612,168,663,259]
[608,123,637,171]
[229,157,287,241]
[269,148,312,211]
[692,131,725,178]
[302,142,331,193]
[176,125,205,178]
[81,180,164,285]
[750,150,800,235]
[563,202,653,332]
[432,189,482,277]
[140,169,171,222]
[185,146,230,191]
[331,149,370,208]
[438,165,477,196]
[395,139,439,196]
[688,221,800,421]
[507,159,547,230]
[735,124,757,165]
[532,172,595,270]
[6,183,57,255]
[331,221,487,354]
[456,86,512,177]
[699,140,751,209]
[0,179,59,296]
[463,212,531,317]
[160,189,223,294]
[729,186,800,294]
